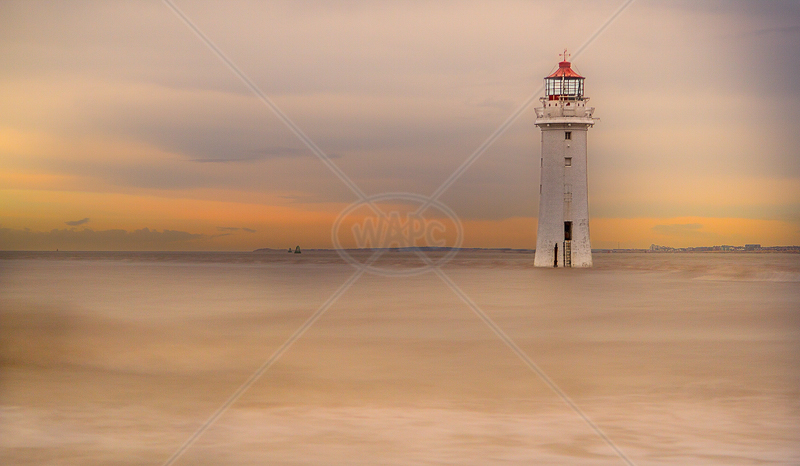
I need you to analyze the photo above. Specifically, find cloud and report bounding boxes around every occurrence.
[191,147,304,163]
[651,223,704,236]
[65,217,90,226]
[0,227,204,251]
[730,25,800,38]
[217,227,257,233]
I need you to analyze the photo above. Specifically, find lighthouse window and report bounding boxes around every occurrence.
[565,157,572,166]
[565,131,572,140]
[546,79,562,96]
[546,77,583,99]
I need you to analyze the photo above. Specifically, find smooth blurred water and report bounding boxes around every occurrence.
[1,251,799,465]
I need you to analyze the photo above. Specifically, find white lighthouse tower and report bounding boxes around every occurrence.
[534,51,596,267]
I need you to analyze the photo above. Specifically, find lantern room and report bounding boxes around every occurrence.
[545,54,584,101]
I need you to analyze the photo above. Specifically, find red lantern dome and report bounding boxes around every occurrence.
[544,50,584,101]
[546,60,584,79]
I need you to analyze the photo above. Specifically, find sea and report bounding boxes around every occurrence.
[1,250,798,465]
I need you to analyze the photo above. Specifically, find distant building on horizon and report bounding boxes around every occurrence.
[533,51,596,268]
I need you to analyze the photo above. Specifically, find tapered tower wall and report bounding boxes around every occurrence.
[534,122,592,267]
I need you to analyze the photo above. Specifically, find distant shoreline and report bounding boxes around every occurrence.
[1,247,797,254]
[253,246,800,254]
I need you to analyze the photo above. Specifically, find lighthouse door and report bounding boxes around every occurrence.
[563,222,573,267]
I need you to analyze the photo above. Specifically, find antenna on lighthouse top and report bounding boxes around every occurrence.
[560,48,570,63]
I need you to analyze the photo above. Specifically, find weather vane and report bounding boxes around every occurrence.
[560,48,570,62]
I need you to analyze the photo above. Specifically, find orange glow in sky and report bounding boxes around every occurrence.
[1,1,798,250]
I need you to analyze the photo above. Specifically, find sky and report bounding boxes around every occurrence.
[1,0,799,250]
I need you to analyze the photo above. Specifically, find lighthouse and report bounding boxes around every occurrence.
[534,51,596,267]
